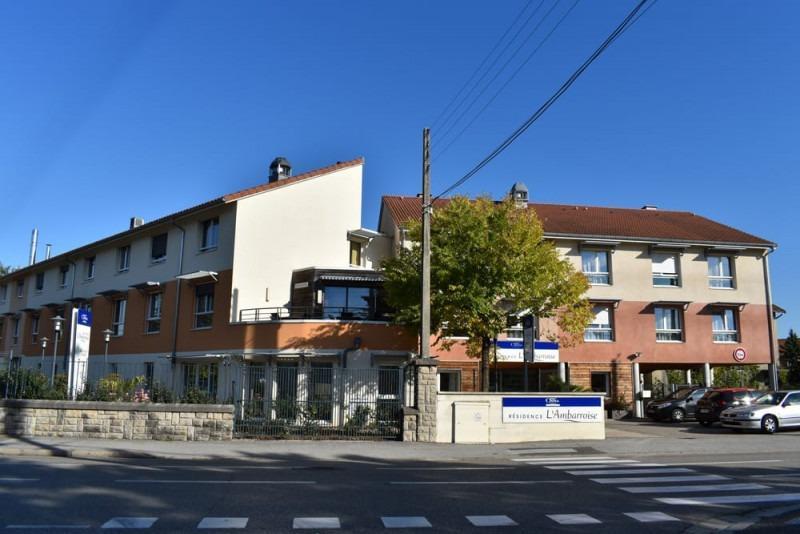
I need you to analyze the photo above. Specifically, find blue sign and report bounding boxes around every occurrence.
[496,340,523,350]
[503,397,602,408]
[77,309,92,327]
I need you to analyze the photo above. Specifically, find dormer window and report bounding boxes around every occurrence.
[652,252,680,287]
[349,240,362,266]
[151,233,168,263]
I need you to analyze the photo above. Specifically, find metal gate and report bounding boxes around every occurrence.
[234,364,406,440]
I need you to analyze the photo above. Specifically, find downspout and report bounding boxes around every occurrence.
[171,222,186,361]
[762,247,779,389]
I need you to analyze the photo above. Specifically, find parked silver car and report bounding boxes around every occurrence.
[720,391,800,434]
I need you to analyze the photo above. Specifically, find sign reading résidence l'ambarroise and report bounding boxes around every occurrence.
[502,396,604,423]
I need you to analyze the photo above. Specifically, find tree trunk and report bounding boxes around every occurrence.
[481,337,490,392]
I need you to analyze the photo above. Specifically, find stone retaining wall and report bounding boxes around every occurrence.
[0,400,233,441]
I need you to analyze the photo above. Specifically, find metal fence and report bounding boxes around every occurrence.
[235,364,406,440]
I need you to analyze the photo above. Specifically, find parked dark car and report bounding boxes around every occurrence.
[695,388,759,426]
[646,386,711,422]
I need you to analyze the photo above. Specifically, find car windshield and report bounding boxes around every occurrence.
[754,392,786,406]
[668,388,693,400]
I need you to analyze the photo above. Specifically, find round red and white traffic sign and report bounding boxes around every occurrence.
[733,347,747,362]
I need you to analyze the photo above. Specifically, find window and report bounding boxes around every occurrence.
[146,293,162,334]
[118,245,131,272]
[151,233,168,263]
[0,284,7,302]
[439,370,461,392]
[200,217,219,251]
[708,256,734,289]
[35,272,45,291]
[581,250,610,285]
[194,284,214,328]
[12,317,20,345]
[30,315,39,344]
[585,304,613,341]
[144,362,155,388]
[322,285,384,320]
[16,281,23,298]
[182,362,218,397]
[655,307,683,342]
[59,265,69,287]
[652,252,679,286]
[112,299,127,336]
[85,256,96,279]
[591,372,610,394]
[349,240,362,266]
[712,308,738,343]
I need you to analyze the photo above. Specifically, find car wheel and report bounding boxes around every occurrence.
[761,415,779,434]
[670,408,686,423]
[699,421,712,427]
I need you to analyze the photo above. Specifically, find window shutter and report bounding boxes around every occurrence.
[652,253,676,274]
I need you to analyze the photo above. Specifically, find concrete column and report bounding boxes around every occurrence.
[685,369,692,385]
[632,362,642,418]
[703,363,712,387]
[558,362,567,383]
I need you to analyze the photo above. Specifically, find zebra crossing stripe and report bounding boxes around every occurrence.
[591,475,728,484]
[658,493,800,506]
[546,463,664,470]
[466,515,518,527]
[512,456,614,463]
[292,517,341,529]
[197,517,249,529]
[547,514,601,525]
[381,517,431,528]
[624,512,680,523]
[535,460,640,466]
[509,448,577,454]
[101,517,158,529]
[620,483,770,494]
[567,468,693,476]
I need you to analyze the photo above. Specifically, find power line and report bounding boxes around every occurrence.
[430,0,536,132]
[434,0,581,163]
[434,0,563,154]
[432,0,547,135]
[432,0,651,202]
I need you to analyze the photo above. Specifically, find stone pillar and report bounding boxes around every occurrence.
[409,358,438,442]
[685,369,692,385]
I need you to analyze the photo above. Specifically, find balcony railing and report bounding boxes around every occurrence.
[239,306,389,323]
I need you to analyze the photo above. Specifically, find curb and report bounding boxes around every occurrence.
[0,446,213,461]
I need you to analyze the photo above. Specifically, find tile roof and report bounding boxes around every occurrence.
[1,158,364,282]
[381,196,774,248]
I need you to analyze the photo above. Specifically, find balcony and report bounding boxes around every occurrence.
[239,305,390,323]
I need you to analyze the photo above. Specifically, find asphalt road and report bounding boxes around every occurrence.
[1,424,800,532]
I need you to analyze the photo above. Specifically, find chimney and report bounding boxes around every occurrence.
[28,228,38,266]
[509,182,529,208]
[641,205,658,210]
[268,157,292,183]
[130,217,145,229]
[45,244,52,260]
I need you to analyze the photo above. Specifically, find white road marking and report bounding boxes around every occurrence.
[509,448,577,454]
[115,479,315,484]
[512,456,614,463]
[591,474,728,484]
[671,459,782,466]
[101,517,158,529]
[377,467,513,471]
[567,468,694,476]
[546,463,664,470]
[5,526,90,530]
[620,483,770,494]
[0,478,39,482]
[389,480,572,485]
[381,517,432,528]
[292,517,341,529]
[786,516,800,525]
[531,460,640,465]
[624,512,681,523]
[466,515,518,527]
[658,493,800,506]
[547,514,601,525]
[197,517,249,529]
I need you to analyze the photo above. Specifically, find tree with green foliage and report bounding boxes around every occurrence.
[382,196,593,391]
[0,262,13,277]
[784,329,800,386]
[713,365,762,388]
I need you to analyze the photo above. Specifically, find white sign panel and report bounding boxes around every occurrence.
[502,396,604,423]
[67,308,92,399]
[533,341,559,363]
[495,340,559,363]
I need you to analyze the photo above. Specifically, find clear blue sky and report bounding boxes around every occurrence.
[1,1,797,335]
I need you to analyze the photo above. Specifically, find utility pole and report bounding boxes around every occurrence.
[420,127,431,359]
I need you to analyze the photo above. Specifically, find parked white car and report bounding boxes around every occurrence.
[720,391,800,434]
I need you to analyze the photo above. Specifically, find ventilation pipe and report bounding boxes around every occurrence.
[28,228,38,266]
[45,244,52,260]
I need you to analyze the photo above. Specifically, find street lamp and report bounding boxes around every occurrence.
[102,329,114,375]
[50,315,64,386]
[39,336,49,370]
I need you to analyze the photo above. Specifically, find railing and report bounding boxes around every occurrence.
[235,365,406,440]
[239,306,389,323]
